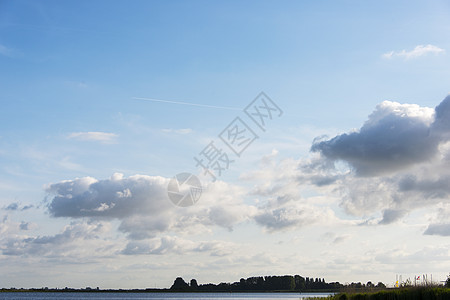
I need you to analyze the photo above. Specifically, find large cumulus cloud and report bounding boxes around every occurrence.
[311,97,450,176]
[47,173,170,218]
[45,173,259,241]
[307,95,450,234]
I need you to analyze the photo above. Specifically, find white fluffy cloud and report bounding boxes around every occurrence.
[44,166,337,247]
[47,174,170,220]
[46,173,259,241]
[311,99,440,176]
[306,96,450,233]
[382,44,445,60]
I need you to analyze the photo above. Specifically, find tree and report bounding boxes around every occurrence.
[170,277,190,291]
[376,282,386,289]
[281,275,295,290]
[294,275,306,291]
[445,275,450,288]
[190,279,198,290]
[239,278,246,290]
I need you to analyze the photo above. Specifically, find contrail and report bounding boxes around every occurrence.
[132,97,241,111]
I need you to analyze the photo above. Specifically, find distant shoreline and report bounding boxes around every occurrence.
[0,288,337,293]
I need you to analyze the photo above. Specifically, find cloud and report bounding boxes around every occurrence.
[332,234,351,244]
[0,215,10,235]
[0,222,113,257]
[0,215,35,236]
[298,95,450,231]
[4,203,18,211]
[236,95,450,233]
[378,209,407,225]
[398,175,450,199]
[382,44,445,60]
[3,202,34,211]
[424,224,450,236]
[161,128,192,134]
[46,173,256,240]
[320,232,351,244]
[431,94,450,138]
[121,236,235,256]
[19,221,31,231]
[241,152,344,232]
[254,196,337,232]
[47,174,170,219]
[46,168,334,241]
[65,80,88,89]
[311,97,449,176]
[375,245,450,265]
[423,204,450,236]
[68,131,118,143]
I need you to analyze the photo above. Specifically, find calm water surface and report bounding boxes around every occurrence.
[0,292,333,300]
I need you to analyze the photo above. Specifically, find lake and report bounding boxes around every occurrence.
[0,292,333,300]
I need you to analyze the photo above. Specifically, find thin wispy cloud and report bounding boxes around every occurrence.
[161,128,192,134]
[68,131,118,143]
[133,97,241,111]
[382,44,445,60]
[65,80,88,89]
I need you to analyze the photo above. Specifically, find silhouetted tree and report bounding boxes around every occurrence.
[170,277,190,291]
[190,279,198,290]
[239,278,246,290]
[294,275,306,290]
[169,274,381,292]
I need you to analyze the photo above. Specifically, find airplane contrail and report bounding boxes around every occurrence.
[132,97,242,111]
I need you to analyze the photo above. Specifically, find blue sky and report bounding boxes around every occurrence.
[1,0,450,289]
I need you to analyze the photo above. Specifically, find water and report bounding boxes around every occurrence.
[0,292,333,300]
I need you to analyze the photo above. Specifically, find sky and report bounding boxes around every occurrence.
[1,0,450,289]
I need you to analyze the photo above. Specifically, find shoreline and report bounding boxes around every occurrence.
[0,288,337,293]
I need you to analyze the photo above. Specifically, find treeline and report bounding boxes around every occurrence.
[170,275,387,292]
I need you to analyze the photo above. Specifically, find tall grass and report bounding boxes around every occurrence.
[315,287,450,300]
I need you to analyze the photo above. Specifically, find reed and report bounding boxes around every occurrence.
[314,286,450,300]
